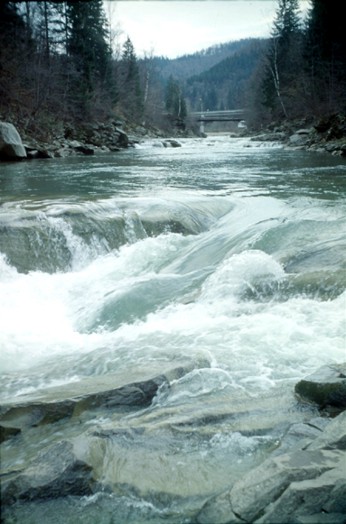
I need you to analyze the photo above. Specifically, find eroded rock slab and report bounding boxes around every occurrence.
[2,440,95,506]
[0,361,208,431]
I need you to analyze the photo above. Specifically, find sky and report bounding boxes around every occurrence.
[105,0,310,59]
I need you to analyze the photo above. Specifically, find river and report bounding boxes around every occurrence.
[1,135,345,523]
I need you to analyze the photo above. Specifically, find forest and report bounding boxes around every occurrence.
[0,0,345,140]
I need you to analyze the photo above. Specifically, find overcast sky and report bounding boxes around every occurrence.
[105,1,310,59]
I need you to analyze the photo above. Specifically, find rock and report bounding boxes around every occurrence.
[295,363,346,409]
[162,139,182,147]
[288,133,310,146]
[0,122,27,160]
[75,145,94,155]
[255,454,346,523]
[308,410,346,451]
[197,410,346,524]
[252,132,286,142]
[230,448,344,522]
[24,145,54,159]
[0,363,204,431]
[0,424,21,443]
[114,127,129,148]
[295,515,346,524]
[271,418,330,456]
[1,440,96,506]
[295,128,313,135]
[196,491,242,524]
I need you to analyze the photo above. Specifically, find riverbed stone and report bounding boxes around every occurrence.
[1,440,96,506]
[0,361,208,430]
[0,122,27,160]
[295,363,346,409]
[197,410,346,523]
[196,491,242,524]
[230,448,344,522]
[255,455,346,523]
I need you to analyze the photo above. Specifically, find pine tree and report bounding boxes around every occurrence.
[304,0,346,113]
[65,0,113,115]
[119,37,143,119]
[262,0,302,119]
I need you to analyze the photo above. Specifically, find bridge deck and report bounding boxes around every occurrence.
[190,110,246,122]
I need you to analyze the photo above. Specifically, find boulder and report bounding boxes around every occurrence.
[0,122,27,160]
[162,139,182,148]
[288,132,311,146]
[114,127,129,148]
[295,363,346,409]
[196,411,346,524]
[1,440,96,505]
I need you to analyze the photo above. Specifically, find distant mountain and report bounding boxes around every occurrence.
[185,38,268,111]
[150,39,265,81]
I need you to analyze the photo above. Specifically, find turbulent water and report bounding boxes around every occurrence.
[1,136,345,522]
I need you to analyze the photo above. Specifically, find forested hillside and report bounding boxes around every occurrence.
[184,39,267,111]
[0,0,345,142]
[151,39,261,81]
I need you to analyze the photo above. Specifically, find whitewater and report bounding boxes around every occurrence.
[0,135,345,522]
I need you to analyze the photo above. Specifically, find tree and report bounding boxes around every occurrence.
[65,0,113,117]
[118,36,143,119]
[304,0,346,114]
[165,75,187,120]
[261,0,302,119]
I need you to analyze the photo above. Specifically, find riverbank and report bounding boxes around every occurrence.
[250,114,346,157]
[2,112,345,162]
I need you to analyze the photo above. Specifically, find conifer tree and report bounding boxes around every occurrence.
[119,37,143,119]
[262,0,301,119]
[304,0,346,113]
[65,0,113,115]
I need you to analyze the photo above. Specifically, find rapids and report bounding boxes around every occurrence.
[1,135,345,522]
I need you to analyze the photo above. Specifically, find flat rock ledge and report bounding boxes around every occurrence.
[1,362,346,524]
[0,362,202,435]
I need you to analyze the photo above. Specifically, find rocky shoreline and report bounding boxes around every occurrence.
[0,119,187,162]
[1,113,346,162]
[250,113,346,157]
[1,362,345,523]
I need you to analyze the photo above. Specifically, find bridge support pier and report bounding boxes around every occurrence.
[199,120,205,134]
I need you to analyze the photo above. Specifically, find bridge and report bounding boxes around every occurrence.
[190,109,246,133]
